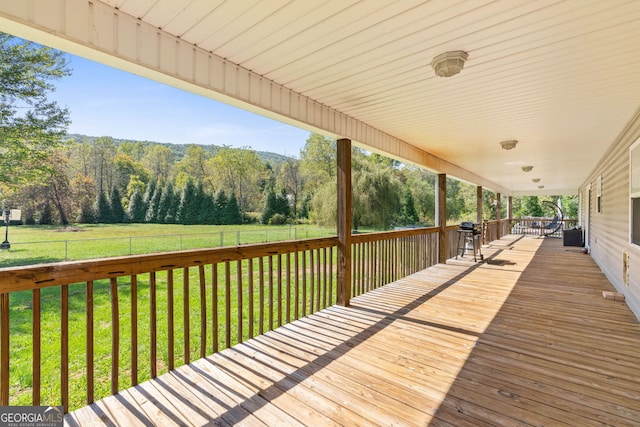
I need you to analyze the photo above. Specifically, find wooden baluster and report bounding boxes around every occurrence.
[309,250,315,313]
[236,260,243,343]
[294,252,300,320]
[329,247,334,305]
[248,259,254,338]
[86,282,94,403]
[109,278,119,396]
[149,273,157,379]
[315,249,321,311]
[212,264,218,354]
[199,265,206,359]
[286,253,291,324]
[259,258,265,334]
[131,275,138,386]
[0,293,8,406]
[183,268,190,364]
[167,271,174,371]
[268,256,274,331]
[277,254,282,327]
[225,262,231,349]
[61,285,69,412]
[32,289,41,406]
[323,248,328,308]
[301,252,307,317]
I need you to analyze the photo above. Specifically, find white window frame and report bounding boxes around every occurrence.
[596,175,602,214]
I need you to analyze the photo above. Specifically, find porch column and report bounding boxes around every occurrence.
[507,195,513,221]
[476,186,483,225]
[496,192,502,240]
[437,174,447,264]
[476,186,484,244]
[336,138,352,307]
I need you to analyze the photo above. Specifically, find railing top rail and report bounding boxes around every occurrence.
[0,236,339,293]
[351,226,439,244]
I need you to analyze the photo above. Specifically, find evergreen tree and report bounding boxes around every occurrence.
[176,179,197,225]
[110,187,126,223]
[262,188,277,224]
[225,192,243,224]
[214,190,228,225]
[275,189,291,218]
[157,182,175,224]
[127,189,146,223]
[145,183,162,223]
[95,191,112,223]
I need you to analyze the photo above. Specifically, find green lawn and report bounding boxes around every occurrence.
[3,224,338,411]
[0,223,336,267]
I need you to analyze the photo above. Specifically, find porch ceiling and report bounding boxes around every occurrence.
[4,0,640,194]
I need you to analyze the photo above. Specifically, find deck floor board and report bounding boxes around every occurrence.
[65,236,640,426]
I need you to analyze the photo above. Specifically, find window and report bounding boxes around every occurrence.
[596,175,602,214]
[631,138,640,246]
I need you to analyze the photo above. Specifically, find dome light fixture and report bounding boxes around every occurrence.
[538,185,545,189]
[500,140,518,150]
[431,51,468,77]
[532,178,540,183]
[522,165,534,172]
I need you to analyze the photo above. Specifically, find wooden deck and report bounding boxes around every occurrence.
[64,236,640,426]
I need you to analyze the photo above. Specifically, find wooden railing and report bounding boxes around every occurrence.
[0,227,441,412]
[510,218,578,238]
[351,227,440,298]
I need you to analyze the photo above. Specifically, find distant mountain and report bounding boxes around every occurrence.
[65,133,293,167]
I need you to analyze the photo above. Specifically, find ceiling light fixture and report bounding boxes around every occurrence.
[500,140,518,150]
[431,51,468,77]
[521,166,533,172]
[532,178,540,183]
[538,185,545,189]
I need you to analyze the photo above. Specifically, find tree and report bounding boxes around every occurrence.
[127,189,146,223]
[142,145,174,182]
[278,158,303,217]
[92,136,117,194]
[176,145,212,190]
[262,188,278,224]
[225,193,243,225]
[400,188,420,225]
[176,179,198,225]
[0,34,71,187]
[110,187,126,223]
[300,133,336,191]
[95,191,112,223]
[208,147,266,213]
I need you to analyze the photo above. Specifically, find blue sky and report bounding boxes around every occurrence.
[52,55,310,157]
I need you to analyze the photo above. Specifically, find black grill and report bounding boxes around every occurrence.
[459,222,480,234]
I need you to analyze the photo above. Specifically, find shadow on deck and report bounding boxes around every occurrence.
[65,236,640,426]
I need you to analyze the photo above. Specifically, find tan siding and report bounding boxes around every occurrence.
[581,107,640,318]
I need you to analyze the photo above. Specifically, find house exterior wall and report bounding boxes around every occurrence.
[580,108,640,319]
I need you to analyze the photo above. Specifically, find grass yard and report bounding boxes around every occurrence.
[2,224,339,411]
[0,223,336,267]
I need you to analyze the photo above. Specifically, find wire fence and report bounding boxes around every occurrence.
[1,227,337,267]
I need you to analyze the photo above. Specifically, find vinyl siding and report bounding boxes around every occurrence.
[580,107,640,319]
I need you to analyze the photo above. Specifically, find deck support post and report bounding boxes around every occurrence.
[507,196,513,230]
[337,138,352,307]
[437,174,447,264]
[496,192,502,240]
[476,186,484,244]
